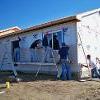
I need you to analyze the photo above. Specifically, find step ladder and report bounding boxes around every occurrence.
[35,48,58,78]
[0,45,18,77]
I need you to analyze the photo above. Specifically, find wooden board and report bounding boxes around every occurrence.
[14,62,56,66]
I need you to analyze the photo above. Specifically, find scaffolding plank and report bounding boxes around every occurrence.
[14,62,56,66]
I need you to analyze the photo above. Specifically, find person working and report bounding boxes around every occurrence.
[58,43,71,80]
[81,55,100,78]
[96,57,100,75]
[42,35,48,48]
[13,37,21,62]
[49,35,60,50]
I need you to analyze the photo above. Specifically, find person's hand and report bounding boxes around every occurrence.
[69,60,72,64]
[80,64,83,68]
[57,60,61,65]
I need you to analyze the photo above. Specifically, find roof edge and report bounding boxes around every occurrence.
[0,16,79,39]
[77,8,100,19]
[0,26,21,33]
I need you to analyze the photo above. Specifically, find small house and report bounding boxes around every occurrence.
[0,8,100,78]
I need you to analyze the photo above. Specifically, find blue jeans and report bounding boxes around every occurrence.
[91,68,100,78]
[98,69,100,74]
[61,60,71,80]
[14,48,20,62]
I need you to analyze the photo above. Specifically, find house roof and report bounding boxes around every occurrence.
[0,16,79,39]
[1,8,100,39]
[0,27,21,38]
[0,8,100,39]
[0,26,21,33]
[77,8,100,19]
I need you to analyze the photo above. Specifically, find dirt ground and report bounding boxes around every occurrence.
[0,72,100,100]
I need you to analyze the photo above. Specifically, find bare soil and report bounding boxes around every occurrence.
[0,72,100,100]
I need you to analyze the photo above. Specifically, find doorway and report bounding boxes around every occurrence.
[11,40,20,62]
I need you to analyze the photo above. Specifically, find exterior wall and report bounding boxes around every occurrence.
[0,37,12,70]
[77,11,100,77]
[0,22,78,74]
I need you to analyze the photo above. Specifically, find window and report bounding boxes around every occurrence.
[47,30,63,49]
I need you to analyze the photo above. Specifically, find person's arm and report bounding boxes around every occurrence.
[67,54,72,64]
[58,49,60,55]
[49,40,52,48]
[18,36,21,41]
[80,64,88,68]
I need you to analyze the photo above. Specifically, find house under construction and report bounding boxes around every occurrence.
[0,8,100,78]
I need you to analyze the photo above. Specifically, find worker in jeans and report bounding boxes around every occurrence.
[96,57,100,75]
[81,55,100,78]
[58,43,71,80]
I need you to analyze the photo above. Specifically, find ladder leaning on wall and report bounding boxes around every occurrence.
[0,44,18,77]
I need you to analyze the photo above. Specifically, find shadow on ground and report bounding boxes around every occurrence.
[0,71,57,84]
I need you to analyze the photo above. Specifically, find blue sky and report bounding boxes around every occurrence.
[0,0,100,30]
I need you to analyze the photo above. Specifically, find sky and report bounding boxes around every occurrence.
[0,0,100,30]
